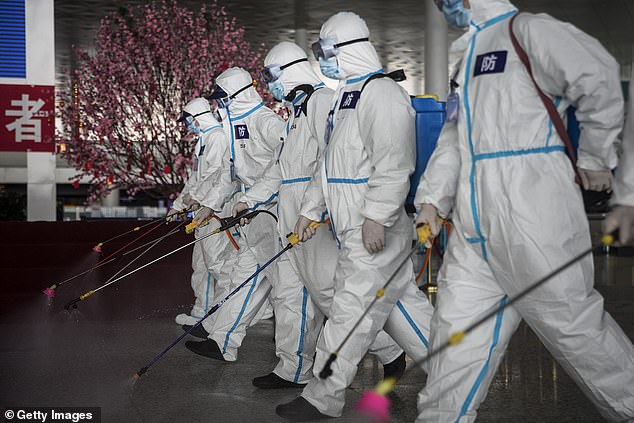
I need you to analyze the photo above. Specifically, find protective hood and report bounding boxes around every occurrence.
[182,97,220,130]
[214,67,262,115]
[450,24,476,55]
[319,11,382,80]
[178,97,220,130]
[469,0,517,27]
[264,41,322,97]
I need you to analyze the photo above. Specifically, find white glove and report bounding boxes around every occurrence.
[166,208,181,222]
[232,201,251,226]
[416,203,442,248]
[183,193,199,208]
[604,205,634,244]
[362,218,385,254]
[193,207,214,226]
[578,167,613,192]
[295,215,318,242]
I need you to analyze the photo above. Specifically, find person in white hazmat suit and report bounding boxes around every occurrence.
[276,12,435,421]
[415,1,634,421]
[605,63,634,245]
[232,41,406,389]
[184,67,285,362]
[167,97,239,327]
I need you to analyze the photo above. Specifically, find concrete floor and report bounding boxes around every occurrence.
[1,219,633,422]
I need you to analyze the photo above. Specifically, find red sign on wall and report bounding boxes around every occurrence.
[0,84,55,152]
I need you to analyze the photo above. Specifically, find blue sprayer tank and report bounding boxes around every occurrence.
[405,100,581,212]
[407,96,446,211]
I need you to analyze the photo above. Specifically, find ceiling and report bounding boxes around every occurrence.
[54,0,634,95]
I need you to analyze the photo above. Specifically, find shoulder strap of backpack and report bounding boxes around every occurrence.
[360,69,406,93]
[300,86,322,117]
[509,13,581,184]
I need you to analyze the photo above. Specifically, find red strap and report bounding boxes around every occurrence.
[508,13,581,184]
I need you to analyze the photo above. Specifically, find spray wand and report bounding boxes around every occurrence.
[133,221,321,380]
[319,220,442,380]
[354,232,619,422]
[91,208,193,253]
[63,209,276,309]
[42,211,192,298]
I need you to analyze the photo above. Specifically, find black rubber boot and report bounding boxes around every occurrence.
[383,352,406,381]
[276,397,333,421]
[185,339,226,361]
[182,324,209,339]
[252,373,307,389]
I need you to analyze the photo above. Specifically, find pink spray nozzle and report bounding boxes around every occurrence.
[43,287,56,298]
[355,391,391,422]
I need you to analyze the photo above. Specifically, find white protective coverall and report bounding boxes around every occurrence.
[172,98,239,325]
[614,66,634,206]
[296,12,434,417]
[239,42,402,384]
[415,1,634,421]
[606,62,634,243]
[614,65,634,207]
[201,67,286,361]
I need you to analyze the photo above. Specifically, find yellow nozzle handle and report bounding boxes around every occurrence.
[79,290,95,301]
[417,224,432,245]
[375,376,397,396]
[287,221,322,246]
[186,215,214,234]
[416,216,445,245]
[185,222,198,234]
[602,233,615,247]
[448,331,465,346]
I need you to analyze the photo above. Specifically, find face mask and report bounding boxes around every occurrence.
[441,0,472,28]
[268,80,286,102]
[319,57,343,80]
[186,119,200,135]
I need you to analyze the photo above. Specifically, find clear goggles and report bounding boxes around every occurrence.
[260,58,308,83]
[208,85,230,102]
[207,82,254,108]
[177,110,211,125]
[311,36,369,61]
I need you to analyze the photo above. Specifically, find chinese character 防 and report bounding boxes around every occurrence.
[481,54,498,73]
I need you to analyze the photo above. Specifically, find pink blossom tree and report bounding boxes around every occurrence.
[58,0,266,203]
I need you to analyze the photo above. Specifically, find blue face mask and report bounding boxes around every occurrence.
[268,80,286,102]
[441,0,472,28]
[185,115,200,135]
[186,118,200,135]
[319,57,343,80]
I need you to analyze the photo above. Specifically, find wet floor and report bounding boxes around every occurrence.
[1,220,633,422]
[1,277,632,422]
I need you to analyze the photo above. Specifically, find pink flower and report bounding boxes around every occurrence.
[58,0,265,204]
